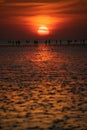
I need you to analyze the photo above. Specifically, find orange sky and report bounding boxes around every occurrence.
[0,0,87,39]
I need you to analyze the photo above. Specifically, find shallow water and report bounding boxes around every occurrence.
[0,44,87,130]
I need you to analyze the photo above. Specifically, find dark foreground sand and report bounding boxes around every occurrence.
[0,44,87,130]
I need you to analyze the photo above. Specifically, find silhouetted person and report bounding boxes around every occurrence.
[67,40,71,45]
[56,40,57,44]
[45,40,47,44]
[18,40,20,46]
[34,40,38,44]
[48,40,50,44]
[60,40,62,45]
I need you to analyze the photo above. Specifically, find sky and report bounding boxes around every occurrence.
[0,0,87,40]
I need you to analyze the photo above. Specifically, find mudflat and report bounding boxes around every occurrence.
[0,44,87,130]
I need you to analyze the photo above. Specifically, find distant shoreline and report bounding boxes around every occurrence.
[0,44,87,47]
[0,40,87,46]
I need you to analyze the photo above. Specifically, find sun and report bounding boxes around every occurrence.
[38,26,49,35]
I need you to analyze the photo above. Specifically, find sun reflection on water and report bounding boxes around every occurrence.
[34,44,53,62]
[0,45,87,130]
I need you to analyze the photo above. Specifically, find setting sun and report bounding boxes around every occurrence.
[38,26,49,35]
[20,15,59,37]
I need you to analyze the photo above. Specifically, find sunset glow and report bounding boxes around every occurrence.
[30,16,57,33]
[38,26,49,35]
[0,0,87,39]
[20,15,59,37]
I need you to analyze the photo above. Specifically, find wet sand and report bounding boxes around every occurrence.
[0,44,87,130]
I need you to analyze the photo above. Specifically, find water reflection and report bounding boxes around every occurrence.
[25,44,52,63]
[34,44,52,62]
[0,45,87,130]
